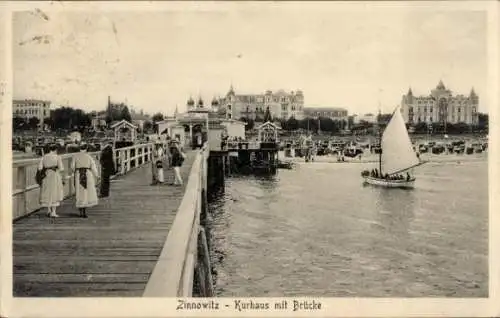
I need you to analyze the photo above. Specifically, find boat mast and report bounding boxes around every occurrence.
[378,102,382,175]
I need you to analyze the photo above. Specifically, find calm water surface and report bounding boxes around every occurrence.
[209,156,488,297]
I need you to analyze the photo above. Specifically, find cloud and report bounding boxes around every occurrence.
[13,8,487,114]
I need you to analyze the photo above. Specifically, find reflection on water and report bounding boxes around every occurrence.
[209,158,488,297]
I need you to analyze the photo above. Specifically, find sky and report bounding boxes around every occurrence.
[12,3,488,115]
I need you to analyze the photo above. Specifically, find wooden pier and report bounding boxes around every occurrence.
[12,143,218,297]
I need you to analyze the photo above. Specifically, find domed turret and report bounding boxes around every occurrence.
[436,80,446,90]
[197,97,204,108]
[211,97,219,107]
[406,87,414,104]
[187,96,195,107]
[470,87,477,98]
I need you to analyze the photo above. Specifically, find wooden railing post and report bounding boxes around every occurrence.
[16,165,27,218]
[120,149,126,175]
[134,146,138,167]
[68,156,75,196]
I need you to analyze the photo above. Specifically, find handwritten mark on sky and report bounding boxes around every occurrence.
[32,8,50,21]
[18,35,52,46]
[111,21,120,45]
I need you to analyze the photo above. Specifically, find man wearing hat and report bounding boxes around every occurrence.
[169,137,185,186]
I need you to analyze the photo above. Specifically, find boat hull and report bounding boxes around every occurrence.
[363,176,415,189]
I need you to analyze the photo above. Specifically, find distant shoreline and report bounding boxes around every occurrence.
[281,153,487,165]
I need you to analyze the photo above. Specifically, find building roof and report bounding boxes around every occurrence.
[256,121,281,130]
[110,119,137,129]
[304,107,348,112]
[13,99,51,104]
[436,80,446,90]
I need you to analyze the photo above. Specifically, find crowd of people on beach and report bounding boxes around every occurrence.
[35,136,186,219]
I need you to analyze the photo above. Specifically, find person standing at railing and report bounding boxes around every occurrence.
[36,144,65,218]
[155,141,166,184]
[99,142,116,198]
[72,143,99,218]
[169,138,185,186]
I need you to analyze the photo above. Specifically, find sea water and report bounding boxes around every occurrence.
[209,155,488,297]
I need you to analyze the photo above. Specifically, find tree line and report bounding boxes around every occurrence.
[239,111,489,135]
[12,102,166,134]
[239,115,349,133]
[12,107,93,132]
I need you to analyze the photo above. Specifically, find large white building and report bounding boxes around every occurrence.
[216,85,305,120]
[401,81,479,125]
[13,99,51,123]
[303,107,348,121]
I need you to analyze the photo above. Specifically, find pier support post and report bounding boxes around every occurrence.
[207,152,226,199]
[194,227,214,297]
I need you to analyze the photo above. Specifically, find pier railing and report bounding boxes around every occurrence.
[143,143,210,297]
[12,142,159,220]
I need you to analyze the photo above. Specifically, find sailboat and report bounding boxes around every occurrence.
[362,105,423,189]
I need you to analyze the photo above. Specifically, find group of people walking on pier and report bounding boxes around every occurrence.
[151,137,185,186]
[37,143,108,218]
[36,138,186,219]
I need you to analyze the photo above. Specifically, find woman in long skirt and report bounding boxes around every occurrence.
[72,143,99,218]
[38,144,65,218]
[156,143,165,183]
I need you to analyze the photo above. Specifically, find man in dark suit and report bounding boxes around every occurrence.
[99,142,116,197]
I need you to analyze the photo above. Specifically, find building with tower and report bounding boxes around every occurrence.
[401,80,479,126]
[216,85,305,120]
[156,95,245,148]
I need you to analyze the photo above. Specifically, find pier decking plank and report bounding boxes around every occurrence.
[13,151,197,297]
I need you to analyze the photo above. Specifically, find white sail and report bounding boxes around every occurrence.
[381,107,419,175]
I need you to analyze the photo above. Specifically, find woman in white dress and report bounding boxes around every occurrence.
[156,143,165,183]
[37,144,65,218]
[72,143,99,218]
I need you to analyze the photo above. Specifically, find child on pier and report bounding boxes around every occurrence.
[156,142,165,183]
